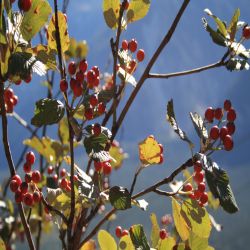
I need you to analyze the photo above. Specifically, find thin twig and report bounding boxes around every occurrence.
[130,166,143,196]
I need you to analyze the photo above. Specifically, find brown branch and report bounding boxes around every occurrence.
[0,84,36,250]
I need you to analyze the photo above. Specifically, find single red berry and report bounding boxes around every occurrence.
[224,100,231,111]
[115,226,123,238]
[205,107,214,122]
[60,178,68,189]
[93,76,100,87]
[25,173,32,183]
[73,81,83,97]
[60,168,66,177]
[128,39,137,52]
[60,79,68,92]
[227,108,236,122]
[53,174,58,182]
[15,79,22,85]
[198,182,206,193]
[84,108,94,120]
[66,183,71,192]
[227,122,236,135]
[214,108,223,120]
[68,61,77,75]
[26,151,36,165]
[12,95,18,106]
[122,40,128,50]
[12,175,22,186]
[136,49,145,62]
[223,135,234,151]
[89,95,98,107]
[121,230,129,237]
[194,171,204,184]
[47,166,54,175]
[97,102,106,114]
[24,74,32,83]
[183,183,193,192]
[15,190,23,203]
[32,171,41,183]
[10,180,19,192]
[189,193,195,200]
[210,125,220,140]
[159,229,168,240]
[87,70,96,85]
[194,161,202,173]
[94,161,103,172]
[92,66,100,77]
[93,123,102,136]
[76,71,85,82]
[200,192,208,204]
[79,59,88,72]
[220,126,229,140]
[18,0,32,12]
[4,88,14,100]
[23,193,34,206]
[103,162,112,175]
[20,182,28,194]
[242,25,250,39]
[23,162,32,173]
[33,191,41,203]
[70,78,77,90]
[194,189,202,200]
[122,0,129,10]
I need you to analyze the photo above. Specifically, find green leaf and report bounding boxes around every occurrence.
[23,136,69,164]
[172,198,190,241]
[226,58,249,71]
[0,236,6,250]
[129,224,150,250]
[102,0,120,29]
[150,213,160,248]
[31,98,65,127]
[188,232,209,250]
[127,0,151,23]
[47,11,70,53]
[167,99,194,148]
[98,230,117,250]
[227,8,240,41]
[20,0,52,41]
[119,235,135,250]
[181,199,212,239]
[109,186,131,210]
[158,237,176,250]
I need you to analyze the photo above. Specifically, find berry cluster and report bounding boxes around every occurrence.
[9,151,42,206]
[94,160,112,175]
[118,38,145,75]
[115,226,129,238]
[84,96,106,120]
[2,88,18,113]
[242,25,250,40]
[205,99,236,151]
[184,161,208,207]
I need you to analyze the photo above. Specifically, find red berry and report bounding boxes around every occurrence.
[183,183,193,192]
[15,79,22,85]
[242,26,250,39]
[198,182,206,193]
[60,168,66,177]
[60,178,68,189]
[10,180,19,192]
[25,173,32,183]
[214,108,223,120]
[97,102,106,114]
[210,126,220,140]
[128,59,137,74]
[189,193,195,200]
[94,161,103,172]
[93,76,100,87]
[53,174,58,182]
[205,107,214,122]
[12,95,18,106]
[93,123,101,136]
[227,108,236,122]
[226,122,236,135]
[115,226,123,238]
[89,95,98,107]
[136,49,145,62]
[73,175,79,182]
[24,74,32,83]
[70,78,77,90]
[60,79,68,92]
[92,66,100,77]
[73,81,83,97]
[32,171,41,183]
[33,191,41,203]
[79,60,88,72]
[194,190,202,199]
[128,39,137,53]
[194,171,204,184]
[223,135,234,151]
[23,162,32,173]
[121,230,129,237]
[122,0,129,10]
[68,61,77,75]
[20,182,28,194]
[18,0,32,12]
[224,100,231,111]
[26,151,36,165]
[220,126,229,140]
[122,40,128,50]
[103,162,112,175]
[4,88,14,100]
[84,108,94,120]
[12,175,22,186]
[15,190,23,203]
[200,192,208,204]
[23,193,34,206]
[159,229,168,240]
[66,184,71,192]
[76,71,85,82]
[87,70,96,85]
[47,166,54,175]
[194,161,202,173]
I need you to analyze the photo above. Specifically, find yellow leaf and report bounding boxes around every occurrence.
[80,240,96,250]
[119,235,135,250]
[98,230,117,250]
[138,135,163,165]
[127,0,151,23]
[102,0,120,29]
[150,213,160,248]
[172,198,190,241]
[47,12,70,53]
[109,141,127,169]
[0,237,6,250]
[158,236,176,250]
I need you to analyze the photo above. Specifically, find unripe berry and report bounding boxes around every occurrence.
[242,26,250,39]
[103,162,112,175]
[214,108,223,120]
[198,182,206,193]
[33,191,41,203]
[26,151,36,165]
[32,171,41,183]
[23,193,34,206]
[224,100,231,111]
[79,59,88,72]
[10,180,19,192]
[128,39,137,52]
[12,175,22,186]
[194,171,204,184]
[47,166,54,175]
[60,168,66,177]
[15,190,23,203]
[94,161,103,172]
[115,226,122,238]
[122,40,128,50]
[20,182,29,194]
[136,49,145,62]
[223,135,234,151]
[60,79,68,92]
[200,192,208,204]
[84,108,94,120]
[97,102,106,114]
[205,107,214,122]
[68,61,77,75]
[183,183,193,192]
[159,229,168,240]
[220,126,229,140]
[18,0,32,12]
[93,123,101,136]
[23,162,32,173]
[226,122,236,135]
[194,161,202,173]
[227,108,236,122]
[210,126,220,140]
[121,230,129,237]
[89,95,98,107]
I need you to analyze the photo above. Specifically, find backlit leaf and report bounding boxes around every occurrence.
[0,237,6,250]
[80,240,96,250]
[150,213,160,248]
[109,186,131,210]
[102,0,120,29]
[119,235,134,250]
[188,232,209,250]
[127,0,151,23]
[227,8,240,41]
[20,0,52,41]
[98,230,117,250]
[129,224,150,250]
[109,141,127,169]
[158,237,176,250]
[138,135,163,165]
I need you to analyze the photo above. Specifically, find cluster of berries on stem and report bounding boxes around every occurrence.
[2,88,18,114]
